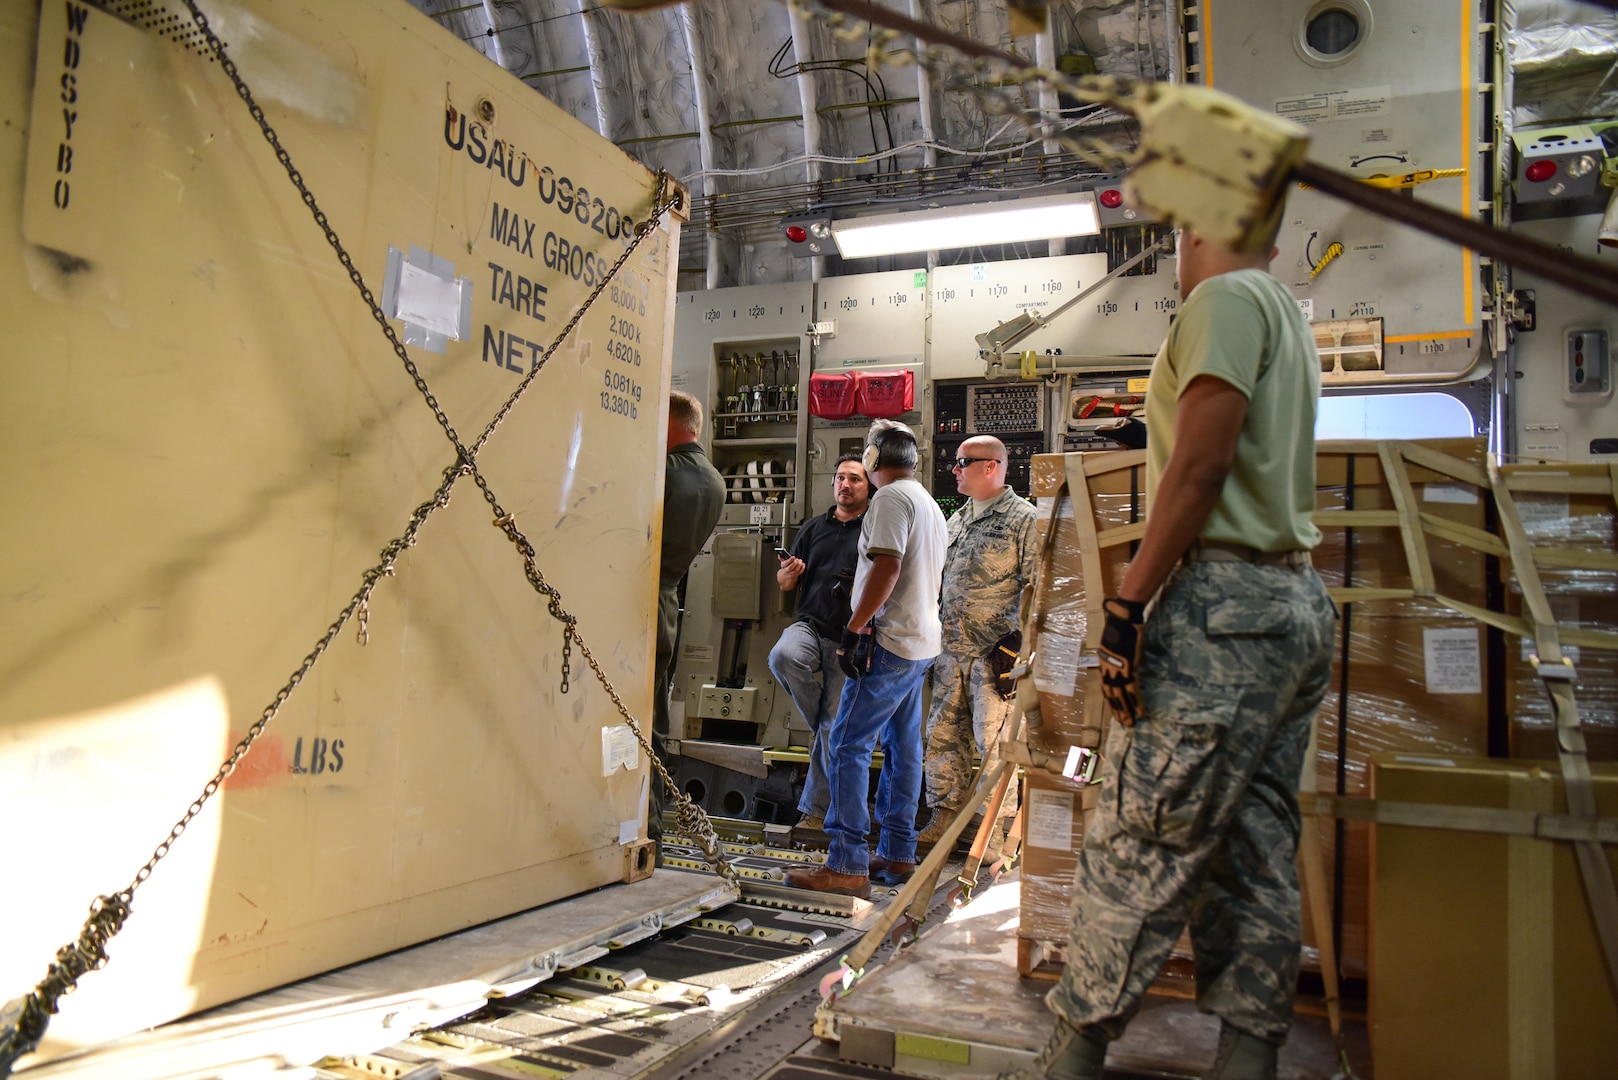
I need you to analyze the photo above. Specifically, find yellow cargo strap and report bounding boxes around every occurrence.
[1301,792,1618,844]
[1486,456,1618,998]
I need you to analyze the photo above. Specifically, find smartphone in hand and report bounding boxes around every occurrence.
[774,547,792,560]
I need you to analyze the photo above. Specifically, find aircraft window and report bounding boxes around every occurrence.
[1306,10,1360,56]
[1316,392,1476,441]
[1296,0,1372,67]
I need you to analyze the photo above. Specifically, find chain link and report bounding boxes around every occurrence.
[2,12,733,1076]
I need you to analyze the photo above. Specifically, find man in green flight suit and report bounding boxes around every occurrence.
[649,391,725,847]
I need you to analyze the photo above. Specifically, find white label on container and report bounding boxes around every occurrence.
[682,643,715,664]
[618,818,641,845]
[1027,788,1075,851]
[1423,483,1479,506]
[602,725,641,775]
[395,261,464,338]
[1297,298,1315,321]
[1423,627,1482,694]
[1035,632,1083,697]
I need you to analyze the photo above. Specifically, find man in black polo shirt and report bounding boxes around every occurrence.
[768,454,870,831]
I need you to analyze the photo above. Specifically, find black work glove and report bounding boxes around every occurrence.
[986,629,1022,700]
[838,626,874,680]
[1098,597,1147,727]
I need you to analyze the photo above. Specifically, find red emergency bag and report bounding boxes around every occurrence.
[808,371,857,420]
[854,369,914,419]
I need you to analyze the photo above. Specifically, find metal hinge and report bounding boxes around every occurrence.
[1505,289,1537,332]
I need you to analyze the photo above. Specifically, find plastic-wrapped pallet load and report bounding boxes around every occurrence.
[1018,453,1141,971]
[1501,463,1618,762]
[1019,440,1496,980]
[1307,440,1494,977]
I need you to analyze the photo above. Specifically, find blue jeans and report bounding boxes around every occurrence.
[824,643,934,876]
[767,620,844,818]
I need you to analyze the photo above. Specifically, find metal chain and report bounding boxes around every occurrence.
[2,11,735,1076]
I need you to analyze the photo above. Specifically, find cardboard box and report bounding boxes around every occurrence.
[1018,766,1098,950]
[1370,755,1618,1078]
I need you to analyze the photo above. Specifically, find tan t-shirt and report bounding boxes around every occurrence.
[1144,267,1322,552]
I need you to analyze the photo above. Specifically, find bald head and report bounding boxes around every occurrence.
[953,436,1009,500]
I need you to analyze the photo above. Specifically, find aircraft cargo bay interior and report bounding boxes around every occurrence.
[2,2,1616,1079]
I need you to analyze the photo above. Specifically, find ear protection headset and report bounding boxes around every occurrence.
[862,439,881,474]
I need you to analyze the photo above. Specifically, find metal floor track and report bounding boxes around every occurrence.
[24,824,1365,1080]
[307,829,958,1080]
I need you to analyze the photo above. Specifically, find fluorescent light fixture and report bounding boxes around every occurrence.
[830,192,1101,258]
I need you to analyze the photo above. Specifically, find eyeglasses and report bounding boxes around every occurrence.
[953,457,999,470]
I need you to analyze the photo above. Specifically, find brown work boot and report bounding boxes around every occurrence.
[870,854,916,886]
[915,805,959,847]
[783,863,871,899]
[998,1018,1107,1079]
[795,813,824,832]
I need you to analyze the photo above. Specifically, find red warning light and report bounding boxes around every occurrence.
[1099,189,1124,209]
[785,225,808,243]
[1524,160,1557,183]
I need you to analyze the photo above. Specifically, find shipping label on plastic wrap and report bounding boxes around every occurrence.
[1422,627,1482,694]
[1026,788,1076,850]
[1035,632,1094,697]
[1515,489,1571,539]
[1422,483,1479,506]
[1035,496,1076,522]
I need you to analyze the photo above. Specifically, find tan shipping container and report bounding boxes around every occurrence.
[1,0,681,1061]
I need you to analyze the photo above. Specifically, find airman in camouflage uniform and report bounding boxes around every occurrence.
[1048,560,1335,1046]
[919,435,1038,844]
[1009,217,1336,1080]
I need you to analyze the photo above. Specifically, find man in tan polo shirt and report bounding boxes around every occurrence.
[1010,211,1337,1080]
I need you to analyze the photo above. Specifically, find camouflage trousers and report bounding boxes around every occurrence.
[1047,560,1336,1045]
[923,650,1018,821]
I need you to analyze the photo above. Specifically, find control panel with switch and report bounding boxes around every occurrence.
[1568,328,1612,397]
[1514,125,1606,204]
